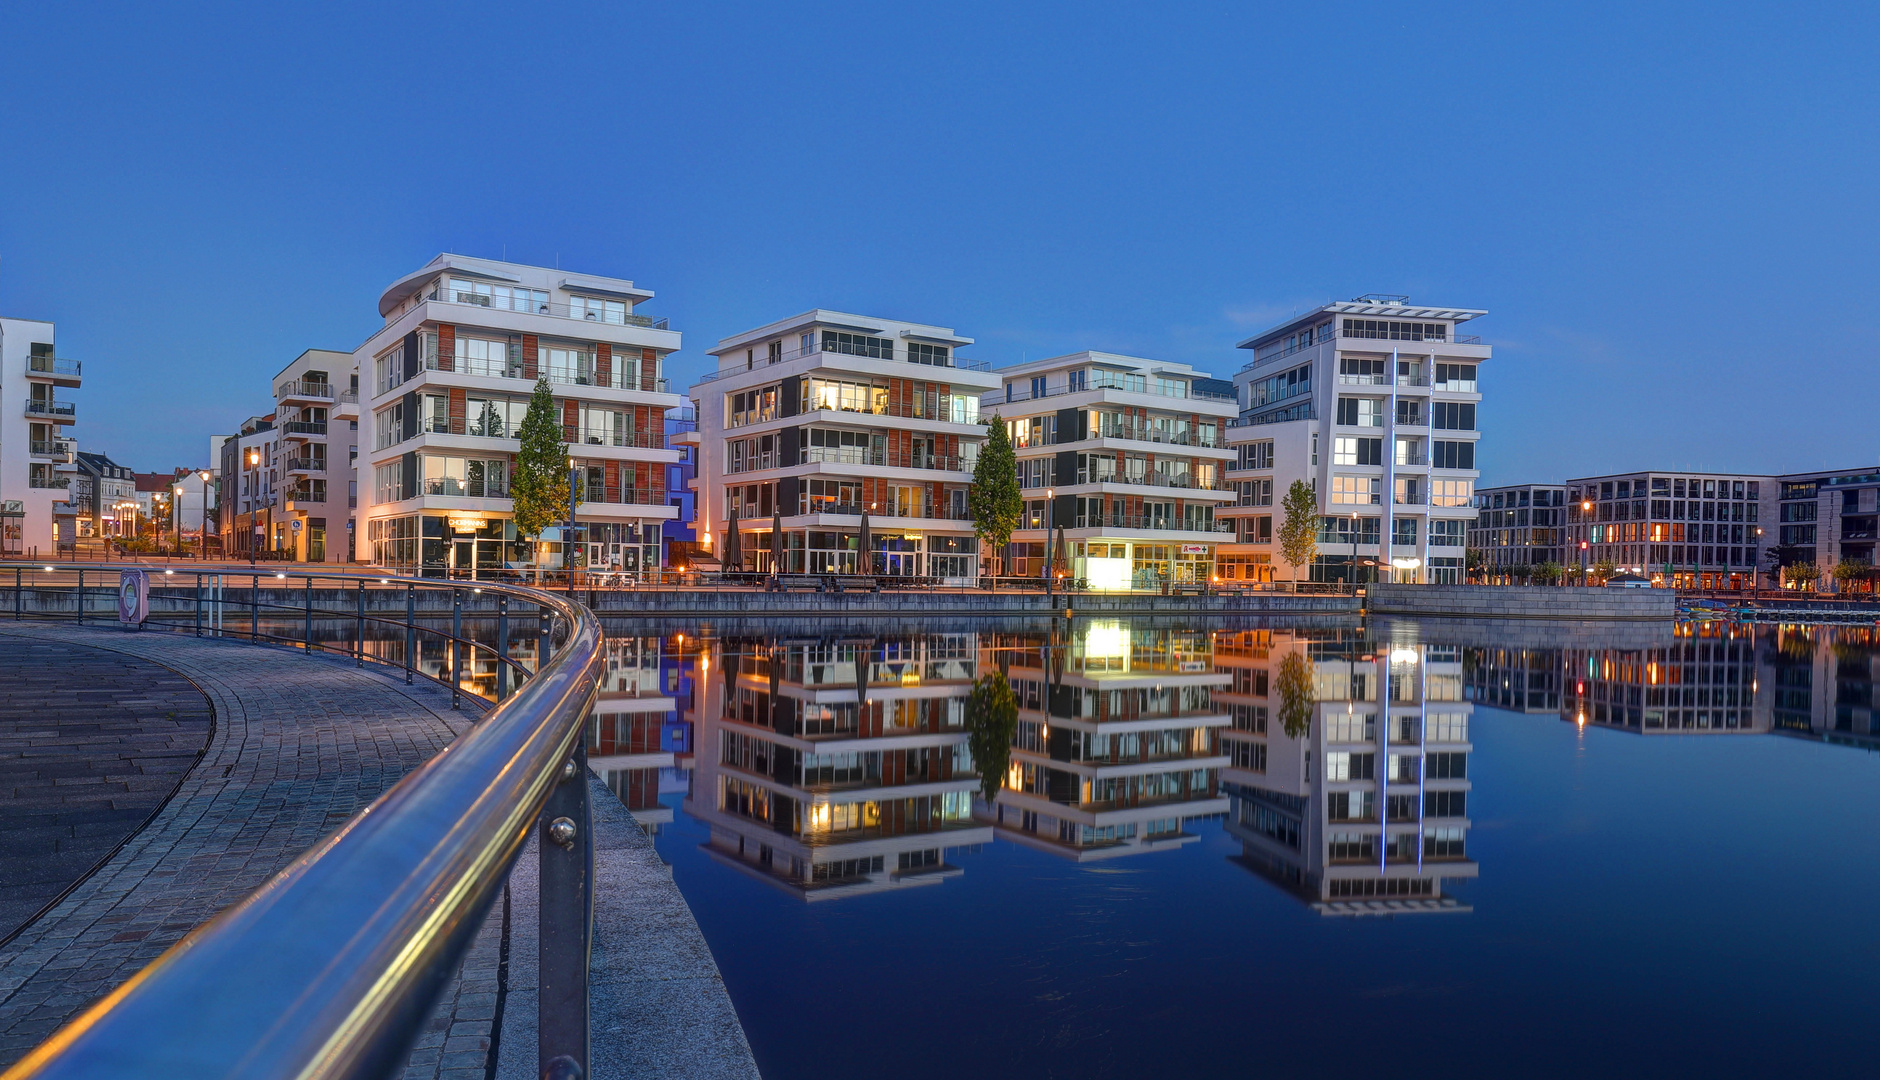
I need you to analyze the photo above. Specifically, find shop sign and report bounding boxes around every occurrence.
[1180,544,1211,554]
[448,516,487,534]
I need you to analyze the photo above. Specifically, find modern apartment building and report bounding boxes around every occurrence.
[683,633,993,898]
[979,622,1231,859]
[1222,628,1478,914]
[1219,296,1488,585]
[691,311,997,583]
[1771,466,1880,588]
[0,316,81,556]
[986,354,1238,588]
[1468,483,1569,577]
[218,414,280,558]
[273,349,359,562]
[1563,471,1774,589]
[356,255,684,577]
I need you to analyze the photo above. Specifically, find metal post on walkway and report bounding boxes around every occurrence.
[195,573,203,637]
[538,738,592,1079]
[355,581,365,668]
[304,576,314,655]
[251,574,259,643]
[76,569,83,625]
[450,588,463,710]
[496,593,509,700]
[405,584,415,686]
[15,567,21,620]
[540,608,553,677]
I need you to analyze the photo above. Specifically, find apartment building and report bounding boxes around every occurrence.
[1559,622,1768,734]
[1468,483,1569,578]
[979,622,1230,859]
[1761,624,1879,748]
[1563,471,1774,589]
[1466,646,1564,714]
[0,316,81,556]
[588,636,687,834]
[1771,466,1880,589]
[987,354,1238,588]
[691,311,997,583]
[217,415,280,558]
[1222,628,1478,914]
[73,452,136,539]
[356,255,684,577]
[683,633,993,898]
[1218,296,1488,585]
[273,349,360,562]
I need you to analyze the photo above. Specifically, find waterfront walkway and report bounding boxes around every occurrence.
[0,624,756,1078]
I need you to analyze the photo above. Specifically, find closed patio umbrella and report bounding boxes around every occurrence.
[856,511,871,577]
[771,508,784,575]
[724,517,742,572]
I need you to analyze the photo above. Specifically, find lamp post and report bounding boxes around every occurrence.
[199,471,211,561]
[247,448,262,568]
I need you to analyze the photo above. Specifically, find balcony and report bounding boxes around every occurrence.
[30,438,77,461]
[996,378,1237,406]
[28,476,70,489]
[774,447,968,474]
[1089,423,1221,449]
[430,288,671,330]
[280,421,328,438]
[275,379,335,402]
[285,457,326,474]
[382,356,673,397]
[25,399,76,421]
[1060,513,1233,533]
[1060,471,1232,493]
[695,342,992,384]
[27,355,81,382]
[792,503,975,522]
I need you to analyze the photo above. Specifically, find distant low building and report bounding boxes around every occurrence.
[1770,466,1880,590]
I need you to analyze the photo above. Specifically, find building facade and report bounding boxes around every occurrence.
[73,452,136,539]
[1563,471,1774,589]
[1467,483,1569,578]
[691,311,997,583]
[356,255,684,577]
[218,415,280,558]
[1770,466,1880,590]
[986,353,1238,589]
[0,317,81,557]
[273,349,359,562]
[1218,297,1488,585]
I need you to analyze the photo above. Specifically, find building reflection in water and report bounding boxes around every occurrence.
[588,635,695,832]
[979,622,1230,859]
[1216,627,1478,916]
[682,633,992,899]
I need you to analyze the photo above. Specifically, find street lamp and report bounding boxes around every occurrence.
[199,471,212,561]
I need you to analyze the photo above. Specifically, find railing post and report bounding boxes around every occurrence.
[195,573,203,637]
[496,593,510,700]
[75,569,83,624]
[405,584,416,686]
[538,738,592,1079]
[15,567,21,620]
[252,574,259,643]
[450,588,463,710]
[305,576,314,655]
[356,581,366,668]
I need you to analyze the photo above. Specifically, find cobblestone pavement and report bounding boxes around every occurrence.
[0,624,477,1068]
[0,640,214,941]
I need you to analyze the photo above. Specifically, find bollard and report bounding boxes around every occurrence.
[251,574,259,643]
[405,584,415,686]
[304,576,314,655]
[450,588,463,710]
[195,573,203,637]
[496,594,510,700]
[538,740,592,1079]
[355,581,365,668]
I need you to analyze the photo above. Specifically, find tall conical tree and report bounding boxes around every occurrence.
[510,377,568,563]
[968,414,1022,588]
[1277,479,1320,590]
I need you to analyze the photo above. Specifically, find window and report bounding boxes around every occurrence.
[1248,365,1312,407]
[802,377,885,415]
[821,331,894,359]
[1068,369,1088,392]
[1431,480,1473,507]
[1336,397,1383,426]
[1431,440,1475,470]
[454,336,514,378]
[1429,752,1467,779]
[1432,401,1476,430]
[1434,363,1476,389]
[374,464,404,502]
[1424,826,1465,858]
[422,456,508,497]
[446,278,548,314]
[1325,751,1374,781]
[907,342,951,366]
[568,295,628,324]
[1424,790,1467,818]
[1324,714,1374,742]
[1341,319,1446,341]
[1331,476,1381,505]
[1338,356,1387,381]
[374,404,404,450]
[1236,479,1273,507]
[1426,713,1468,742]
[1392,518,1417,546]
[1333,437,1382,466]
[1327,831,1375,861]
[1236,441,1274,470]
[1327,790,1373,821]
[1428,519,1466,547]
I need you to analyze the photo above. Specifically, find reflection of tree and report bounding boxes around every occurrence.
[1277,652,1315,739]
[966,671,1018,803]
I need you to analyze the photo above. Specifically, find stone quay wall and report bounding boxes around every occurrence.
[1364,584,1676,621]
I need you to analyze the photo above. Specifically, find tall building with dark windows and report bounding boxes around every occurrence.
[1468,483,1568,577]
[1770,467,1880,589]
[1563,471,1774,589]
[1218,296,1488,585]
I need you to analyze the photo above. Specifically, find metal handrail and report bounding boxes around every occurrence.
[5,564,605,1079]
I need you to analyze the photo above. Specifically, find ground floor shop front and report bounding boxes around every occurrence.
[1002,537,1217,591]
[727,524,978,583]
[367,511,663,577]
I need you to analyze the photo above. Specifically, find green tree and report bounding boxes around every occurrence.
[1831,559,1872,594]
[509,377,569,562]
[1782,561,1821,589]
[1277,480,1319,590]
[1532,561,1564,585]
[1591,557,1618,583]
[1277,651,1315,739]
[968,414,1022,588]
[1465,547,1486,582]
[965,670,1018,804]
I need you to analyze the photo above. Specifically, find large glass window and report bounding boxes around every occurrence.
[1331,476,1381,504]
[454,336,514,378]
[821,331,894,359]
[445,278,549,314]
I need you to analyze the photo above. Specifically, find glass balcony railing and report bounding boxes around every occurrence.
[28,355,81,378]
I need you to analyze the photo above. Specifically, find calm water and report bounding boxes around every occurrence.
[587,618,1880,1079]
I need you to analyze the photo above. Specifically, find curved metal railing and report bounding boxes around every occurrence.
[0,565,605,1079]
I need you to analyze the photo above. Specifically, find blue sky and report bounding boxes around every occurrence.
[2,1,1875,482]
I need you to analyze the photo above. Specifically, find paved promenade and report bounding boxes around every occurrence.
[0,624,473,1067]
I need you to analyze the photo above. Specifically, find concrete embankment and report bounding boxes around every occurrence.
[583,589,1358,618]
[1364,584,1676,621]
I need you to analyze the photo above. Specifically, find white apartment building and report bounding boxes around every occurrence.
[356,255,684,576]
[1221,628,1478,914]
[684,633,993,898]
[691,311,998,583]
[0,317,81,557]
[986,354,1239,589]
[274,349,359,562]
[1218,296,1488,585]
[979,622,1231,860]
